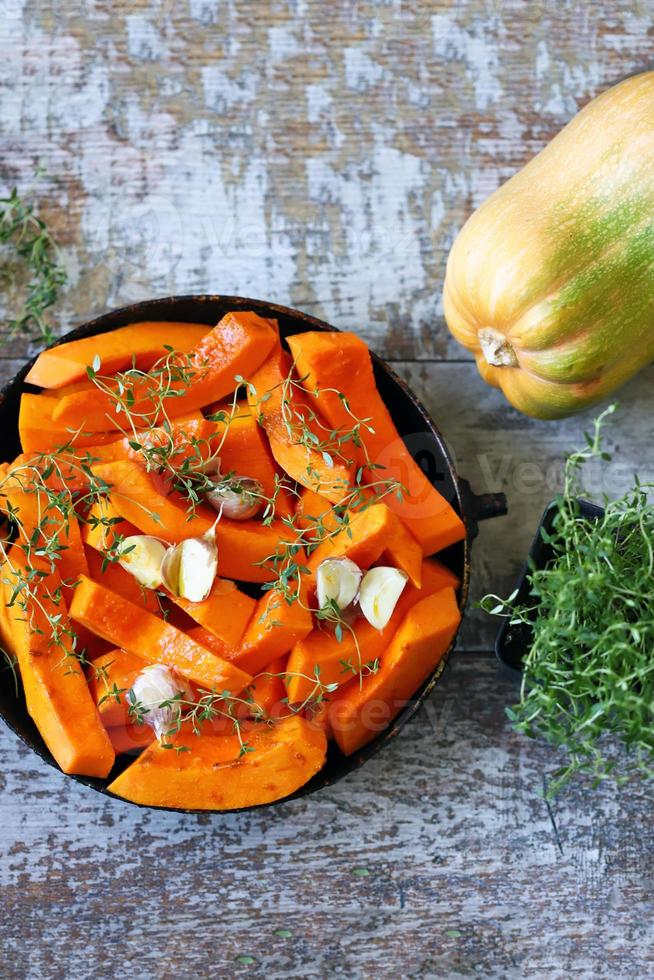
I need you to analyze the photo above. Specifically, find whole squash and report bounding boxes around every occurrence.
[443,71,654,419]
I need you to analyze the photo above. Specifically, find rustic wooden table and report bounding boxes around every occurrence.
[2,2,654,977]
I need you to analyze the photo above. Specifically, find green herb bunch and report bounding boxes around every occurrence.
[0,182,67,343]
[482,405,654,795]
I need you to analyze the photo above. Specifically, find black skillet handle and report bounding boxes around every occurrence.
[457,477,507,539]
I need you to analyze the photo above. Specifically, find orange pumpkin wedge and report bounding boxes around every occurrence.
[244,655,288,718]
[25,321,211,389]
[330,586,461,755]
[287,331,466,554]
[84,549,161,614]
[81,498,138,554]
[234,583,313,676]
[294,487,336,532]
[172,578,256,653]
[19,393,120,454]
[82,411,216,468]
[69,575,252,693]
[247,347,353,503]
[0,551,115,777]
[83,502,254,649]
[0,488,89,595]
[107,722,156,754]
[3,449,97,495]
[286,558,460,704]
[52,312,278,431]
[107,713,327,810]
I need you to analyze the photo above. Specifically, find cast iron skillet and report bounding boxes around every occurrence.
[0,295,507,812]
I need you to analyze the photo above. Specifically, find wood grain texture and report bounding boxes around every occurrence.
[1,0,652,361]
[2,2,654,977]
[2,658,654,978]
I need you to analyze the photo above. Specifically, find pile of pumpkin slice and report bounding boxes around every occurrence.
[0,312,465,810]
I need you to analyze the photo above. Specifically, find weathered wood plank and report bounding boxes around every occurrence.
[1,0,651,360]
[2,656,654,979]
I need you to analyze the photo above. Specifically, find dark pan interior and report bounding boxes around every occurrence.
[0,295,471,812]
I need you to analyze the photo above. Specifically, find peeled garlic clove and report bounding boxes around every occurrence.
[129,663,186,740]
[118,535,168,589]
[206,475,263,520]
[161,530,218,603]
[160,544,182,595]
[358,566,409,630]
[177,536,218,602]
[316,557,362,611]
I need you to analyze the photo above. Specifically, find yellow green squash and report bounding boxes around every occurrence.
[443,71,654,419]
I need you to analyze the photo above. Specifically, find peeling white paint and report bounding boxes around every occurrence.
[343,46,384,91]
[431,14,502,110]
[126,13,169,62]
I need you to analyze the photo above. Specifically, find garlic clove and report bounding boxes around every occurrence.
[128,663,186,740]
[201,455,222,477]
[161,529,218,603]
[177,536,218,602]
[118,535,168,590]
[160,544,182,595]
[206,475,263,520]
[316,557,362,611]
[358,566,409,630]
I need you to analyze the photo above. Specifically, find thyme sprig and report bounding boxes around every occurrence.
[0,447,161,667]
[0,183,67,343]
[125,667,337,755]
[482,405,654,796]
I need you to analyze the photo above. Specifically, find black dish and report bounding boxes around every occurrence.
[0,295,507,811]
[495,498,605,672]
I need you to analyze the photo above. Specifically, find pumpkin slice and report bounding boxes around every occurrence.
[294,487,336,532]
[247,347,353,503]
[52,312,278,431]
[286,558,460,703]
[107,713,327,810]
[287,331,466,554]
[81,498,138,553]
[244,655,288,718]
[107,722,156,754]
[3,449,97,495]
[81,411,215,468]
[173,578,256,653]
[87,648,149,728]
[0,551,115,777]
[84,545,162,613]
[69,575,252,693]
[186,625,233,661]
[0,487,89,597]
[234,584,313,676]
[330,586,461,755]
[208,398,295,516]
[25,321,211,389]
[19,393,120,454]
[307,502,422,588]
[90,459,299,583]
